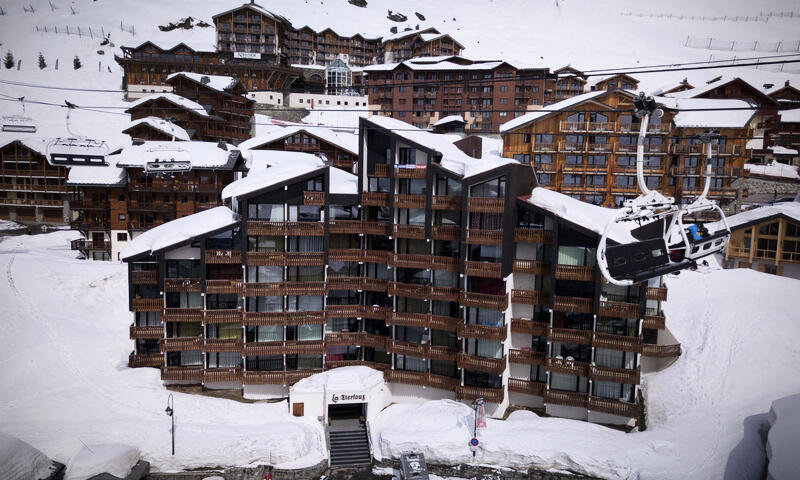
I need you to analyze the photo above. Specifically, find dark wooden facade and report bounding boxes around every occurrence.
[0,141,68,224]
[246,129,357,170]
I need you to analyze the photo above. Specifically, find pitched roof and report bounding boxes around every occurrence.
[655,96,756,129]
[122,117,191,141]
[779,108,800,123]
[238,125,357,155]
[381,27,440,44]
[66,161,126,187]
[222,152,327,200]
[666,76,779,105]
[363,56,509,73]
[125,93,210,117]
[711,200,800,231]
[433,115,465,127]
[114,141,241,170]
[499,90,614,133]
[166,72,246,95]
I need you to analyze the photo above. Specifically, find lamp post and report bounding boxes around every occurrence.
[165,393,174,456]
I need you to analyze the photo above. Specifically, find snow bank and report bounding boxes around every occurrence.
[0,219,25,231]
[0,433,53,480]
[744,161,800,180]
[65,444,139,480]
[766,393,800,480]
[292,366,384,394]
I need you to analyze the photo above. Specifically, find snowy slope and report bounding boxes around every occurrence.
[0,231,326,472]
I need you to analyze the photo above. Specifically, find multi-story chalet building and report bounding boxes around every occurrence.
[0,139,69,225]
[500,89,753,209]
[68,141,245,260]
[364,56,552,132]
[239,126,358,171]
[589,73,640,93]
[771,108,800,165]
[551,66,587,103]
[121,116,680,426]
[124,72,254,145]
[722,200,800,279]
[121,117,194,142]
[380,28,464,64]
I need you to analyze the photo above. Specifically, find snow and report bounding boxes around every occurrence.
[779,108,800,123]
[0,433,54,480]
[766,393,800,480]
[364,57,506,73]
[126,93,210,118]
[744,161,800,180]
[329,167,359,195]
[0,219,25,231]
[166,72,240,94]
[655,96,756,129]
[499,91,608,133]
[291,366,384,395]
[0,231,327,472]
[302,109,368,131]
[222,156,325,201]
[113,141,239,170]
[120,206,240,260]
[239,125,358,155]
[124,117,191,141]
[64,444,139,480]
[433,115,465,127]
[371,268,800,479]
[66,162,126,186]
[710,200,800,231]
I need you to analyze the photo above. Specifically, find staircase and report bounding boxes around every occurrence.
[328,423,371,468]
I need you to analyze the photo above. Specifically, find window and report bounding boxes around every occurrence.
[117,233,128,241]
[119,213,126,221]
[537,173,552,185]
[513,154,530,163]
[564,174,583,185]
[500,85,508,92]
[534,154,552,164]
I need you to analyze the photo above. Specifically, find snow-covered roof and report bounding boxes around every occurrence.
[122,117,191,141]
[380,27,440,44]
[65,444,140,480]
[744,161,800,180]
[499,90,610,133]
[0,137,50,156]
[655,96,756,129]
[238,125,358,155]
[523,187,639,243]
[433,115,465,127]
[713,200,800,231]
[114,141,240,170]
[363,56,507,73]
[126,93,209,117]
[291,63,326,70]
[769,146,799,155]
[66,161,126,187]
[222,153,326,200]
[329,166,358,195]
[779,108,800,123]
[290,366,385,394]
[588,73,639,88]
[121,207,240,260]
[665,76,777,105]
[0,432,54,480]
[167,72,241,94]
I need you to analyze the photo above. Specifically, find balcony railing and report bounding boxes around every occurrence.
[514,228,552,244]
[589,365,640,385]
[512,259,551,276]
[204,309,243,324]
[509,349,546,366]
[129,325,163,340]
[642,313,666,330]
[160,366,203,382]
[641,343,682,357]
[325,304,386,320]
[457,353,506,375]
[457,322,507,342]
[206,279,244,294]
[164,278,202,292]
[510,317,548,336]
[645,287,668,301]
[205,249,242,264]
[588,396,640,418]
[386,312,460,332]
[457,385,504,403]
[465,229,502,245]
[128,352,163,368]
[203,366,243,383]
[160,337,202,352]
[510,289,549,306]
[70,239,109,251]
[431,225,461,241]
[303,191,325,206]
[373,163,389,177]
[431,195,462,210]
[202,338,243,352]
[508,378,545,396]
[132,297,163,312]
[464,260,502,278]
[592,332,643,353]
[546,356,590,377]
[459,291,508,310]
[552,295,593,314]
[393,224,426,239]
[599,300,640,319]
[555,264,595,282]
[246,221,325,236]
[162,308,203,322]
[548,327,593,346]
[131,270,158,284]
[394,194,426,209]
[394,166,427,179]
[545,389,588,408]
[385,370,460,391]
[362,192,390,206]
[467,197,505,213]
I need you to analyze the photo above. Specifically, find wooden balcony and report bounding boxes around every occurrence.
[430,256,461,272]
[373,163,389,177]
[202,338,243,352]
[508,378,546,396]
[247,221,286,236]
[431,225,461,241]
[547,356,591,377]
[204,309,243,324]
[162,308,203,322]
[464,260,502,278]
[391,253,434,269]
[512,259,551,276]
[465,229,502,245]
[285,252,325,266]
[328,220,363,235]
[325,331,383,348]
[552,295,593,314]
[131,270,158,284]
[205,249,242,264]
[164,278,202,292]
[548,327,593,346]
[128,352,162,368]
[599,300,640,319]
[642,343,682,358]
[284,340,326,355]
[329,248,371,263]
[303,191,325,206]
[160,337,202,352]
[385,370,460,391]
[513,228,552,244]
[394,194,426,209]
[202,366,243,383]
[286,281,327,296]
[132,297,163,312]
[457,353,506,375]
[246,221,324,236]
[129,325,163,340]
[459,291,508,310]
[286,222,325,236]
[242,370,288,385]
[589,365,640,385]
[457,322,507,342]
[645,287,668,301]
[510,318,548,336]
[160,366,203,382]
[206,279,243,294]
[510,289,549,306]
[425,345,459,362]
[555,265,595,282]
[394,165,427,179]
[393,224,426,239]
[327,277,365,291]
[428,285,460,302]
[386,312,460,332]
[545,389,588,408]
[509,349,546,366]
[325,360,391,372]
[325,304,386,320]
[431,195,462,210]
[457,385,504,403]
[588,396,640,417]
[592,332,642,353]
[387,339,427,358]
[642,313,666,330]
[362,191,390,206]
[532,142,557,153]
[467,197,505,213]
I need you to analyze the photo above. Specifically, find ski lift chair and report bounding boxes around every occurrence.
[1,97,37,133]
[46,102,109,166]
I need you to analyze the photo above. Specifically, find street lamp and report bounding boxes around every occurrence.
[165,393,174,455]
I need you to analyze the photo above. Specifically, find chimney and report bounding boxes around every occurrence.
[787,80,791,87]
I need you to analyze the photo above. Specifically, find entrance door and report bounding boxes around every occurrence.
[328,403,365,429]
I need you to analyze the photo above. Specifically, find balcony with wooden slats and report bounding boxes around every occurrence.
[645,287,668,301]
[548,327,593,346]
[325,360,391,372]
[599,300,640,319]
[426,345,459,362]
[206,279,244,294]
[552,295,593,314]
[592,332,642,353]
[164,278,202,292]
[430,256,461,272]
[393,224,426,239]
[394,194,426,209]
[286,222,325,236]
[362,191,390,206]
[128,352,163,368]
[390,253,432,269]
[642,314,666,330]
[205,249,242,264]
[466,197,504,213]
[243,281,284,296]
[325,304,386,320]
[132,297,163,312]
[457,322,507,342]
[303,191,325,206]
[394,166,427,179]
[641,343,682,357]
[160,337,203,352]
[362,221,392,236]
[131,270,158,284]
[464,260,502,278]
[202,338,243,352]
[203,366,243,383]
[512,259,551,276]
[457,353,506,375]
[513,228,553,244]
[204,309,243,324]
[431,195,462,210]
[242,370,288,385]
[510,318,548,336]
[387,339,427,358]
[457,385,504,403]
[465,229,502,245]
[508,378,546,396]
[129,325,163,340]
[509,349,546,366]
[284,281,326,296]
[284,252,325,266]
[284,340,326,355]
[545,389,588,408]
[589,365,640,385]
[327,277,365,291]
[588,396,639,417]
[385,370,460,391]
[546,356,590,377]
[431,225,461,241]
[510,289,549,306]
[325,331,367,347]
[459,291,508,310]
[247,221,287,236]
[160,365,203,382]
[372,163,389,177]
[162,308,202,322]
[328,248,372,263]
[555,265,595,282]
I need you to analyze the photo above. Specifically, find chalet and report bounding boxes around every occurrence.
[551,66,587,102]
[238,126,358,170]
[589,73,640,92]
[381,28,465,63]
[122,117,194,142]
[120,116,678,427]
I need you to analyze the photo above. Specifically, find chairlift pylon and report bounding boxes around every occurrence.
[1,97,37,133]
[46,102,109,166]
[596,92,731,286]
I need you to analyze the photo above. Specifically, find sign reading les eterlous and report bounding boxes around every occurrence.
[329,392,367,404]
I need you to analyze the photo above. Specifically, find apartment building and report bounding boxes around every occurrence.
[121,116,680,426]
[500,89,753,209]
[381,28,464,64]
[239,126,358,171]
[0,139,69,224]
[363,56,552,132]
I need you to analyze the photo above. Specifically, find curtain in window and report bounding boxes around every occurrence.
[594,380,622,399]
[594,347,623,369]
[257,325,283,342]
[297,354,322,369]
[550,372,577,391]
[297,324,323,341]
[476,339,502,359]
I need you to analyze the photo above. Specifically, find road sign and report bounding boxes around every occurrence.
[469,437,479,452]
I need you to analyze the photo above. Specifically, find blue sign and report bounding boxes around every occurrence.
[470,437,479,447]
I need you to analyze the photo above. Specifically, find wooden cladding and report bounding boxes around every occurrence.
[510,318,548,336]
[132,297,163,312]
[548,327,593,346]
[303,191,325,206]
[204,309,243,324]
[510,289,549,306]
[328,248,390,264]
[202,338,244,352]
[552,295,593,314]
[325,332,388,349]
[129,325,163,340]
[466,197,505,213]
[459,291,508,310]
[509,349,546,366]
[514,228,553,244]
[131,270,157,284]
[205,249,242,264]
[508,378,545,396]
[554,265,595,282]
[247,221,325,236]
[457,353,506,375]
[162,308,203,322]
[592,332,642,353]
[465,229,502,246]
[512,259,551,276]
[464,261,502,278]
[587,395,640,418]
[372,163,389,177]
[243,340,326,356]
[457,322,507,342]
[325,304,386,320]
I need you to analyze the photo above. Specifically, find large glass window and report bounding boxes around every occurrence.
[166,291,202,308]
[470,177,506,198]
[165,260,201,278]
[248,203,283,221]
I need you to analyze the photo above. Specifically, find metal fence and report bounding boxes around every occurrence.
[35,21,134,38]
[684,36,800,52]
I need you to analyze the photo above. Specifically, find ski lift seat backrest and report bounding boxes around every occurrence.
[606,237,670,281]
[1,115,37,133]
[47,137,109,166]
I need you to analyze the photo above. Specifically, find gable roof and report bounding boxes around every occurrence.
[499,90,622,133]
[211,2,289,24]
[381,27,440,44]
[122,117,191,141]
[655,96,756,129]
[125,93,210,118]
[589,73,640,89]
[710,200,800,232]
[666,76,779,106]
[114,141,241,170]
[166,72,249,97]
[222,152,326,201]
[238,125,357,154]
